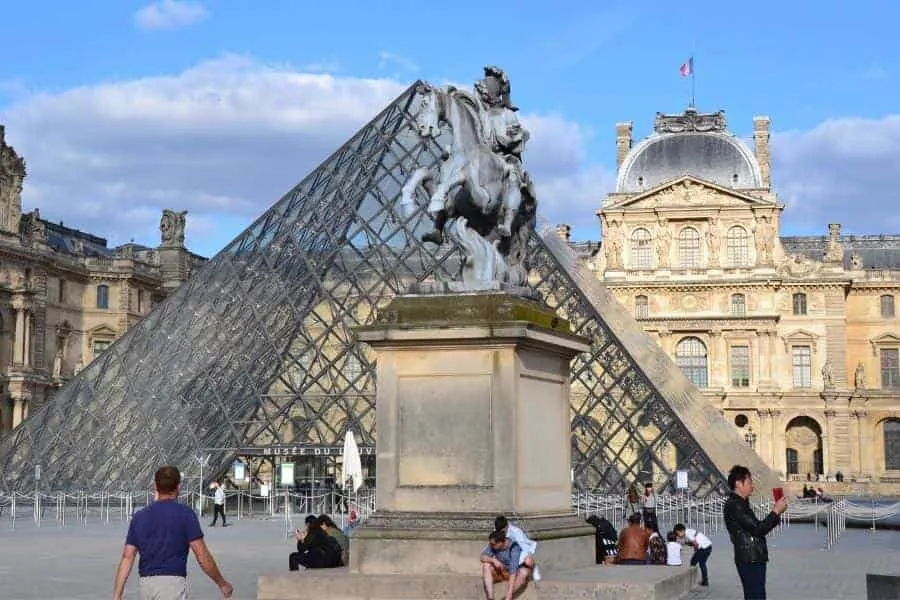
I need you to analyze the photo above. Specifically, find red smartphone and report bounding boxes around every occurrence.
[772,487,784,502]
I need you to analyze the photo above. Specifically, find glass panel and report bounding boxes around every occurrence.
[886,420,900,470]
[726,226,750,267]
[630,228,652,269]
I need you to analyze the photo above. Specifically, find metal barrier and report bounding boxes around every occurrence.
[1,488,893,553]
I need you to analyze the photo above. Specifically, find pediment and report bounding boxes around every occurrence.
[610,176,769,210]
[781,328,819,353]
[870,333,900,355]
[88,324,118,339]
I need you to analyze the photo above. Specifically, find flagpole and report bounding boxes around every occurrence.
[691,59,695,108]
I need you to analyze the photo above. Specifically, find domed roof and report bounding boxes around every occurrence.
[616,109,763,194]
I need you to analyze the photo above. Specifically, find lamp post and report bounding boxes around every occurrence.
[194,453,211,517]
[744,426,757,450]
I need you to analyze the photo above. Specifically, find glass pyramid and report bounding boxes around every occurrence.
[0,83,767,497]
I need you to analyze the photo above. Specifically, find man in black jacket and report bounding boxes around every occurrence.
[723,465,788,600]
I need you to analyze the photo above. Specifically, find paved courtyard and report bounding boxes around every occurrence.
[0,516,897,599]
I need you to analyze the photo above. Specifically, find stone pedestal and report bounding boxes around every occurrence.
[351,292,594,575]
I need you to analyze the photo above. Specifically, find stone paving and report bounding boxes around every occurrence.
[0,516,897,599]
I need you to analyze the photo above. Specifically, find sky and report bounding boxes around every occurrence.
[1,0,899,257]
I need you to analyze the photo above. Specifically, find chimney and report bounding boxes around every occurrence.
[616,122,633,171]
[555,224,571,242]
[753,116,771,189]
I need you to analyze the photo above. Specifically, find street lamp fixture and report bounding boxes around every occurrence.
[744,426,757,450]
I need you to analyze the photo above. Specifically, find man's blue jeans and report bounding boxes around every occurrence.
[736,563,767,599]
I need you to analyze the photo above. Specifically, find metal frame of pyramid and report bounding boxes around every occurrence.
[0,82,772,497]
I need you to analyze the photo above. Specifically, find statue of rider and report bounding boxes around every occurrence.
[421,66,534,246]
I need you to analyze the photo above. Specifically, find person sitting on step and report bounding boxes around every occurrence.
[480,529,535,600]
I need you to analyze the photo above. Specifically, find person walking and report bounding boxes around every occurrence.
[112,465,233,600]
[210,481,227,527]
[723,465,788,600]
[641,483,658,529]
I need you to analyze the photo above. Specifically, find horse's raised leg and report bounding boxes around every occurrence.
[422,161,466,246]
[498,182,522,238]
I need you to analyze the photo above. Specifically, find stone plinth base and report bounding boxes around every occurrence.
[258,564,698,600]
[349,511,593,575]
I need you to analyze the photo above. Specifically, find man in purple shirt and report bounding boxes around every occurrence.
[112,466,233,600]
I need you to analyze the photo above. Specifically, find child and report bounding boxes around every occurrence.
[665,531,682,566]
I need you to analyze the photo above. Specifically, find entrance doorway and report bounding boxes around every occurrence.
[785,416,824,479]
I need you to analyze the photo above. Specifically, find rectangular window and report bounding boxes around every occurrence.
[731,346,750,387]
[97,285,109,310]
[635,296,649,319]
[792,293,807,316]
[137,290,143,313]
[58,278,65,304]
[792,346,812,388]
[881,348,900,389]
[92,340,111,357]
[881,295,895,318]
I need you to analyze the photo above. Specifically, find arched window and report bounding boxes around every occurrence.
[885,419,900,470]
[731,293,746,316]
[881,295,895,318]
[678,227,701,268]
[676,336,708,388]
[726,226,750,266]
[630,228,653,269]
[634,295,649,319]
[96,284,109,310]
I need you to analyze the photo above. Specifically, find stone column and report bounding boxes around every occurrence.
[771,410,785,477]
[823,408,836,475]
[23,310,31,367]
[851,410,866,476]
[13,305,24,365]
[351,292,594,576]
[11,397,24,428]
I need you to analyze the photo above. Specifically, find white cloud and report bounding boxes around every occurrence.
[772,115,900,234]
[134,0,208,31]
[377,52,419,74]
[0,55,602,255]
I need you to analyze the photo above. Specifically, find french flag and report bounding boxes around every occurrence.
[680,57,694,78]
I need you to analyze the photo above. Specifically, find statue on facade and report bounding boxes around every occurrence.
[821,360,834,389]
[655,219,671,265]
[854,362,866,390]
[399,67,537,290]
[604,219,623,270]
[706,219,721,266]
[753,215,775,264]
[160,209,187,247]
[0,126,26,233]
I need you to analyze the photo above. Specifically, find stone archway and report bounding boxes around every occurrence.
[785,416,824,478]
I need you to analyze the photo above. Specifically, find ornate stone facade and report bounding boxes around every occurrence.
[570,108,900,493]
[0,126,206,432]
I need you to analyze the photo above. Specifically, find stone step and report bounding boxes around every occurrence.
[257,564,697,600]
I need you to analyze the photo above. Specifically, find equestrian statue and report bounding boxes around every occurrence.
[399,66,537,291]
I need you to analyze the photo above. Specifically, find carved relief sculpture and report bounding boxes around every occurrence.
[854,362,866,390]
[398,66,537,290]
[776,253,822,278]
[603,219,624,270]
[160,209,187,248]
[654,109,727,134]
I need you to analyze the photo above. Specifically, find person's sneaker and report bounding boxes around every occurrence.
[700,581,709,586]
[533,566,542,582]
